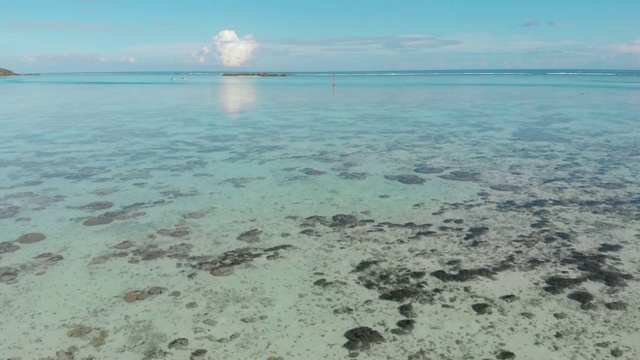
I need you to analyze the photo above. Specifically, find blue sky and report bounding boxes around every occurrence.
[1,0,639,72]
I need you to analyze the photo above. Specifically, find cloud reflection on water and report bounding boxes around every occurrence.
[219,77,257,114]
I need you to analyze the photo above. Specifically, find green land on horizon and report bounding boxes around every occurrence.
[0,67,18,76]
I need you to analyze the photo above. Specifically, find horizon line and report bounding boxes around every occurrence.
[10,68,640,75]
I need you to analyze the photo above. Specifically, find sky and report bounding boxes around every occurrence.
[0,0,639,72]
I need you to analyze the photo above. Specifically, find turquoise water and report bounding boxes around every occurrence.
[1,71,639,359]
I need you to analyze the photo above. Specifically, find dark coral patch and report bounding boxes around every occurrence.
[597,243,622,252]
[384,174,426,184]
[604,301,627,310]
[237,229,262,243]
[464,226,489,240]
[0,206,20,219]
[302,168,326,176]
[114,241,134,250]
[413,165,445,174]
[561,251,633,287]
[496,350,516,359]
[299,214,371,229]
[147,286,168,295]
[83,217,113,226]
[568,290,594,305]
[193,247,265,272]
[0,241,20,253]
[499,294,518,303]
[379,288,422,302]
[16,232,46,244]
[431,268,495,282]
[134,247,167,261]
[438,171,481,181]
[338,172,368,180]
[398,303,417,318]
[182,211,206,219]
[34,252,63,264]
[353,260,380,273]
[392,319,416,335]
[543,276,585,294]
[396,319,415,330]
[81,201,114,211]
[343,326,385,354]
[0,267,19,284]
[330,214,361,227]
[594,182,626,190]
[157,228,190,237]
[471,303,492,315]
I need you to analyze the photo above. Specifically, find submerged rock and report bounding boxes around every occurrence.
[55,349,75,360]
[464,226,489,240]
[343,326,385,355]
[392,319,415,335]
[543,276,586,294]
[594,182,626,189]
[496,350,516,359]
[471,303,492,315]
[338,172,368,180]
[499,294,518,303]
[34,252,63,265]
[190,349,207,360]
[438,170,481,181]
[80,201,114,211]
[0,206,20,219]
[210,266,234,276]
[182,211,206,219]
[0,267,19,284]
[237,229,262,243]
[430,268,495,282]
[413,164,445,174]
[604,301,627,311]
[16,232,46,244]
[67,325,93,337]
[384,174,426,184]
[0,241,20,253]
[598,243,622,252]
[139,249,167,261]
[568,290,594,306]
[398,303,417,318]
[147,286,168,295]
[168,338,189,349]
[113,240,134,250]
[157,228,190,237]
[124,290,149,302]
[330,214,360,227]
[83,216,113,226]
[302,168,326,176]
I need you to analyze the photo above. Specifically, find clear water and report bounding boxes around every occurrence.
[1,71,639,359]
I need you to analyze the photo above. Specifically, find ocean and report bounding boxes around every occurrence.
[1,70,639,359]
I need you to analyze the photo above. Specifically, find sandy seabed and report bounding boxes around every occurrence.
[1,76,639,360]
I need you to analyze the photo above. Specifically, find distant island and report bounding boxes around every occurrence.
[222,72,288,77]
[0,67,18,76]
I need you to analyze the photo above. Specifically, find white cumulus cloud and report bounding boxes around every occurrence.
[212,29,259,67]
[610,39,640,54]
[116,55,136,63]
[196,46,210,64]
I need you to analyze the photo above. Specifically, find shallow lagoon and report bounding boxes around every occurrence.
[1,71,639,359]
